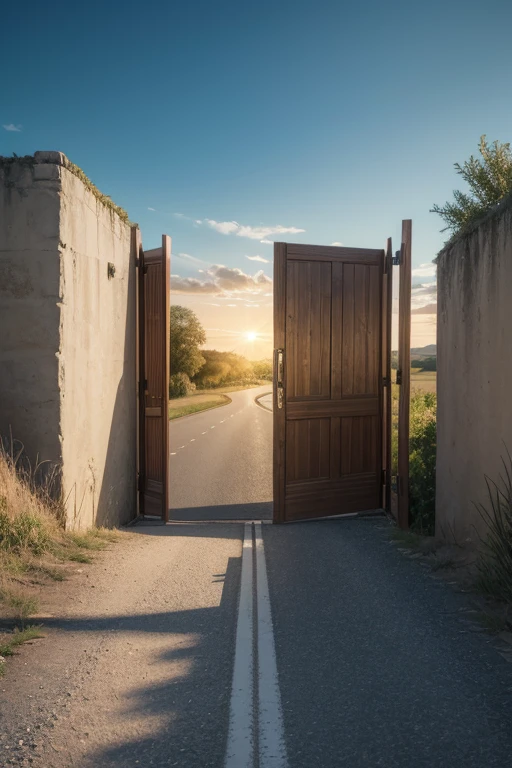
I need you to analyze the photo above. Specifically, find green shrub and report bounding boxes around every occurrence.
[475,451,512,603]
[0,497,51,555]
[169,372,194,399]
[409,392,437,534]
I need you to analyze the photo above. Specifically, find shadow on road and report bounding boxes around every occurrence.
[41,553,242,767]
[169,500,272,521]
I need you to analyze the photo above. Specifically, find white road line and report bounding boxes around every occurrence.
[225,523,254,768]
[211,426,215,429]
[202,431,207,434]
[190,439,196,442]
[170,452,176,455]
[255,523,288,768]
[178,445,185,449]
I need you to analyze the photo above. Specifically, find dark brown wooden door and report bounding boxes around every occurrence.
[273,242,388,523]
[138,234,171,521]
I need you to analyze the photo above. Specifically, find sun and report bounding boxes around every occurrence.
[246,331,257,342]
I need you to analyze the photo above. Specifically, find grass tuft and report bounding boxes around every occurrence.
[475,449,512,603]
[0,625,45,666]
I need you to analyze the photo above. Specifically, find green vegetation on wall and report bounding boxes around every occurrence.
[431,135,512,239]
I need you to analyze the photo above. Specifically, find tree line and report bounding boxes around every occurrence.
[169,306,272,398]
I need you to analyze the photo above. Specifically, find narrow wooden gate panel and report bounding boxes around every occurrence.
[273,243,387,523]
[397,220,412,529]
[382,238,393,514]
[138,235,171,521]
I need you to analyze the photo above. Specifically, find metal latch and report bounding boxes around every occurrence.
[275,349,284,409]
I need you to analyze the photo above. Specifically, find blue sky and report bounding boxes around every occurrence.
[3,0,512,354]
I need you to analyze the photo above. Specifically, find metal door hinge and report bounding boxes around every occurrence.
[396,369,402,386]
[381,469,387,486]
[382,376,390,387]
[392,250,401,266]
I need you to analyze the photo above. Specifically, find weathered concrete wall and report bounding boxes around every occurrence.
[0,157,62,477]
[0,153,137,528]
[436,195,512,545]
[58,160,137,528]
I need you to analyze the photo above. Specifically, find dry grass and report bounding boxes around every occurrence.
[0,443,121,673]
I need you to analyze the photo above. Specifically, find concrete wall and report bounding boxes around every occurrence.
[0,157,63,478]
[436,195,512,545]
[0,152,137,528]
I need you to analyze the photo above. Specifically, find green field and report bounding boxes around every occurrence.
[168,393,231,420]
[410,370,436,393]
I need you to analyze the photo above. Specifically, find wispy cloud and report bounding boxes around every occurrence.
[411,281,437,311]
[188,218,305,242]
[260,239,273,245]
[412,262,436,279]
[171,265,272,295]
[173,252,211,270]
[3,123,22,132]
[147,207,156,211]
[245,255,270,263]
[331,241,343,246]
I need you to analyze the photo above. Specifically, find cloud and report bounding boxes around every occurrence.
[331,241,344,246]
[411,303,437,315]
[411,281,437,311]
[245,255,270,263]
[148,207,156,211]
[174,252,211,270]
[171,265,272,295]
[3,123,22,132]
[260,239,273,245]
[171,275,218,293]
[205,220,239,235]
[412,262,437,279]
[198,218,305,241]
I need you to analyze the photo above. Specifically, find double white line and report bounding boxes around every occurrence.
[225,523,288,768]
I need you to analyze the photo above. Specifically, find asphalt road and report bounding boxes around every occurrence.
[169,385,273,520]
[2,387,511,767]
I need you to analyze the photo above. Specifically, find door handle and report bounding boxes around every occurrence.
[275,349,284,409]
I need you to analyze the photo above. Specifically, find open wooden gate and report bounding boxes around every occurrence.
[273,241,392,523]
[136,233,171,521]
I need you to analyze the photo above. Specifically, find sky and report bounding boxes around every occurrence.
[3,0,512,358]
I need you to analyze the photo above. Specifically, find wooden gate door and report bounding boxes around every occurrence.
[137,234,171,521]
[273,242,389,523]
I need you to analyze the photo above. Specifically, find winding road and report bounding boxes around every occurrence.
[169,385,273,521]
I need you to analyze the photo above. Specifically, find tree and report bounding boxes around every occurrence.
[192,350,253,388]
[431,135,512,236]
[170,306,206,378]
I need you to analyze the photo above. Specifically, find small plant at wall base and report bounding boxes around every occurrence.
[475,450,512,604]
[431,135,512,237]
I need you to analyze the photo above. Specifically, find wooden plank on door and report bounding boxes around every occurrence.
[139,235,171,521]
[382,238,393,515]
[273,243,287,523]
[397,221,412,528]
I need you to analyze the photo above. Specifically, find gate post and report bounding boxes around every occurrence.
[397,220,412,529]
